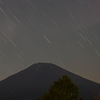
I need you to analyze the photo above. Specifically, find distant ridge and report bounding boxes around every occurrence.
[0,63,100,100]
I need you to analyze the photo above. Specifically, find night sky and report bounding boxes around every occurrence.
[0,0,100,83]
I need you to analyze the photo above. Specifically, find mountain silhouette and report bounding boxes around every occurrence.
[0,63,100,100]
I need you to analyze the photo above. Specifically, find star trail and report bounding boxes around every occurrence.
[0,0,100,83]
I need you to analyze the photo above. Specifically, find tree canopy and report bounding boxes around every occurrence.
[37,74,82,100]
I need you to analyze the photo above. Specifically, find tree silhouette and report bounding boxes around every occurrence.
[37,74,82,100]
[94,92,100,100]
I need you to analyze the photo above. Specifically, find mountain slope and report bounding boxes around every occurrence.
[0,63,100,100]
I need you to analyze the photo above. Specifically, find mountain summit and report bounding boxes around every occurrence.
[0,63,100,100]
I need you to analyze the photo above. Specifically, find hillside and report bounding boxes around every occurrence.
[0,63,100,100]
